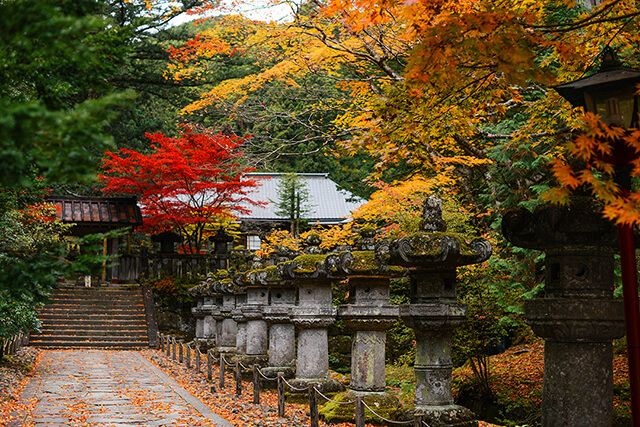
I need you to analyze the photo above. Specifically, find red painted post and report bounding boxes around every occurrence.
[618,222,640,425]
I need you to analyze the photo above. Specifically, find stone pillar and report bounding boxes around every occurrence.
[292,281,333,379]
[341,275,399,392]
[191,295,217,343]
[319,249,405,424]
[192,298,206,339]
[240,278,269,365]
[202,296,217,340]
[232,291,248,356]
[390,196,491,426]
[503,197,625,427]
[244,263,298,378]
[217,292,237,354]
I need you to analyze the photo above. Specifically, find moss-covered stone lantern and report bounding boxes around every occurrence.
[252,264,297,379]
[389,196,492,427]
[283,252,347,394]
[320,248,408,424]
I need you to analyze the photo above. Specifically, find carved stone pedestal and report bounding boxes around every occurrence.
[322,251,405,424]
[231,308,247,357]
[240,283,269,366]
[192,296,217,345]
[247,265,297,379]
[263,295,296,378]
[401,304,476,427]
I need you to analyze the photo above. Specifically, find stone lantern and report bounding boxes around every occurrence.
[320,248,407,423]
[283,252,346,393]
[152,231,182,254]
[502,197,625,426]
[231,286,248,357]
[209,229,234,270]
[189,274,219,345]
[255,264,297,379]
[214,279,238,355]
[552,47,640,423]
[389,196,492,426]
[236,270,269,366]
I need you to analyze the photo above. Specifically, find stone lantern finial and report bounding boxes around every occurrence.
[303,233,322,254]
[421,195,447,232]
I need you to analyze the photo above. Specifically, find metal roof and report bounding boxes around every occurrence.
[240,173,365,225]
[47,195,143,235]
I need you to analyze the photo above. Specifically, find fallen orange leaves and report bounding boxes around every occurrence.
[142,348,373,427]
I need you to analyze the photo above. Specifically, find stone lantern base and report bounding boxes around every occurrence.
[416,405,478,427]
[318,390,404,426]
[193,338,216,351]
[261,365,296,380]
[236,354,269,369]
[285,377,346,402]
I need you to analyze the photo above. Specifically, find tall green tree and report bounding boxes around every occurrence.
[0,0,137,339]
[274,173,313,237]
[0,0,136,192]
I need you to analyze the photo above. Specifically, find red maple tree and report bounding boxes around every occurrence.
[100,125,263,253]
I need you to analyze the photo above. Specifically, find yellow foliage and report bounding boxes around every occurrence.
[300,223,358,251]
[255,230,301,257]
[168,0,640,224]
[352,175,474,236]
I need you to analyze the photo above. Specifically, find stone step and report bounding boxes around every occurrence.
[39,310,147,317]
[29,341,149,349]
[31,328,147,338]
[31,333,148,341]
[52,289,143,296]
[32,284,151,350]
[35,322,147,333]
[48,298,144,303]
[39,316,146,327]
[49,297,144,303]
[40,306,144,314]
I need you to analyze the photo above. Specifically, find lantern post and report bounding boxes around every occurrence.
[553,47,640,424]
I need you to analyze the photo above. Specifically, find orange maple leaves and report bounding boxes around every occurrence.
[547,111,640,225]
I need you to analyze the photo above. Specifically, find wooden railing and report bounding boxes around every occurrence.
[114,252,231,282]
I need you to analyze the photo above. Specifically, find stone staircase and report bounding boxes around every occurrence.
[30,285,152,349]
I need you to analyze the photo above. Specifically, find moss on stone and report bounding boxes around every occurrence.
[292,254,328,273]
[406,232,477,257]
[350,251,378,272]
[252,265,279,281]
[350,251,406,276]
[318,391,405,425]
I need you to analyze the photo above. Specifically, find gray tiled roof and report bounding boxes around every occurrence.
[240,173,365,225]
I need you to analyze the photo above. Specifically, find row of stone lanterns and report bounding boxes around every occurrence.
[188,196,492,425]
[188,194,634,426]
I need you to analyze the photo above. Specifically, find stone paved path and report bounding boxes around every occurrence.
[11,350,234,427]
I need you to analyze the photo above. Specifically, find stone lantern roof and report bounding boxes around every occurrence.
[333,250,408,278]
[389,196,492,268]
[502,196,619,250]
